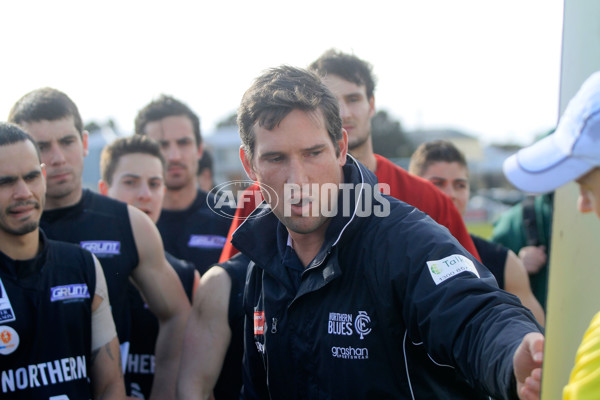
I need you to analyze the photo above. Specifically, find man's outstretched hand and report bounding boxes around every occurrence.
[514,332,544,400]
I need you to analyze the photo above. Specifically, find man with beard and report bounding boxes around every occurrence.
[0,122,125,399]
[135,95,233,273]
[8,88,190,400]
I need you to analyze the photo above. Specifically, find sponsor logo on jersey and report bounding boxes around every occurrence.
[426,254,480,285]
[327,311,372,340]
[1,356,86,393]
[0,279,15,323]
[0,326,19,355]
[187,235,227,249]
[50,284,90,302]
[80,240,121,256]
[254,311,265,335]
[331,345,369,360]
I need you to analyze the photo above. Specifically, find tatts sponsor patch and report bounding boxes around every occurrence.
[254,311,265,335]
[426,254,480,285]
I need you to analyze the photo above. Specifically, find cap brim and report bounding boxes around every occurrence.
[503,134,592,194]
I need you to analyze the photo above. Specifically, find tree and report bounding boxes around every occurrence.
[371,110,414,158]
[216,112,238,129]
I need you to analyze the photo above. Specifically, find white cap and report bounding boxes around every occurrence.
[504,71,600,194]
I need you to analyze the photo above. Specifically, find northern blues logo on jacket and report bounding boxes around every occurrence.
[327,311,372,339]
[328,310,372,360]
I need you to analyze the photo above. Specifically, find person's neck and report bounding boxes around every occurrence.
[349,140,377,172]
[288,225,329,268]
[162,183,198,210]
[44,187,84,211]
[0,230,40,260]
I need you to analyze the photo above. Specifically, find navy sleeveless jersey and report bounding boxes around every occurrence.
[0,232,96,398]
[471,234,507,290]
[126,252,195,398]
[40,189,139,345]
[213,253,250,400]
[157,189,233,274]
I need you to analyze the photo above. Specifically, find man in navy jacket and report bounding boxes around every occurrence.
[234,65,544,400]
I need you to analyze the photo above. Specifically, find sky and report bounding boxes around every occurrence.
[1,0,564,146]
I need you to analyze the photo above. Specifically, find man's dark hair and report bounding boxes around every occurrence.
[134,95,202,147]
[8,87,84,136]
[0,122,41,162]
[100,135,165,185]
[309,49,377,100]
[197,149,213,175]
[409,140,468,177]
[238,65,343,162]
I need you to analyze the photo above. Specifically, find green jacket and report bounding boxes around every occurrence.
[491,193,553,310]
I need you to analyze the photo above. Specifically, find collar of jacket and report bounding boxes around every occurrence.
[232,155,379,272]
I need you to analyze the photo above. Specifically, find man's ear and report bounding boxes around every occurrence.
[240,146,257,181]
[337,129,349,166]
[368,95,376,119]
[98,180,109,195]
[82,131,89,157]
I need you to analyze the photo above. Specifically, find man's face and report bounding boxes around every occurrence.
[322,74,375,151]
[0,140,46,237]
[142,115,202,192]
[420,161,470,216]
[576,167,600,219]
[18,116,87,208]
[241,109,347,236]
[100,153,165,223]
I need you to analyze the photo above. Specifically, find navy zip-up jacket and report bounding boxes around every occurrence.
[234,157,542,400]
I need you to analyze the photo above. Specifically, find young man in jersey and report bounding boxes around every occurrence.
[228,65,544,399]
[8,88,191,400]
[177,252,249,400]
[0,122,125,399]
[219,49,480,262]
[409,139,545,325]
[98,135,199,399]
[134,95,233,273]
[503,71,600,399]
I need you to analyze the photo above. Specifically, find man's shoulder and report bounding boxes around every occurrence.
[85,189,128,209]
[374,154,444,197]
[44,237,96,268]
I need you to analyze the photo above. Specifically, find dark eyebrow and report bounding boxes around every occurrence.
[24,170,42,179]
[119,173,141,180]
[0,175,17,185]
[58,134,78,141]
[259,151,284,160]
[0,169,40,184]
[304,144,326,152]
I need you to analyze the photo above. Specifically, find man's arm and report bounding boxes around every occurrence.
[90,335,127,400]
[504,250,545,326]
[128,206,191,400]
[90,256,126,399]
[177,266,232,400]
